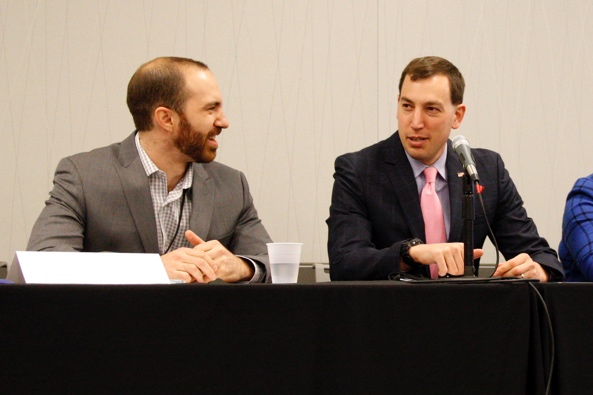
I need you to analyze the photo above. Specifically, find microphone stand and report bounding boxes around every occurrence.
[461,172,476,277]
[395,172,514,283]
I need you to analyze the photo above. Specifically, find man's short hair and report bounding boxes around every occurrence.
[127,57,209,131]
[398,56,465,105]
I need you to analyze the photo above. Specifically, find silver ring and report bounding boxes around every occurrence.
[521,274,525,279]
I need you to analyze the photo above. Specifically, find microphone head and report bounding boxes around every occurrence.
[452,135,469,149]
[451,135,479,182]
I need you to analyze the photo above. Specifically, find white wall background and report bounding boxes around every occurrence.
[2,0,593,265]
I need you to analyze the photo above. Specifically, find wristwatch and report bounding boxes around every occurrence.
[400,238,424,269]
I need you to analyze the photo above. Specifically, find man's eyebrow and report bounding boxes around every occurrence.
[400,96,443,107]
[203,100,222,108]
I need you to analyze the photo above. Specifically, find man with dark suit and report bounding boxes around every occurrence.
[327,56,563,281]
[27,57,272,283]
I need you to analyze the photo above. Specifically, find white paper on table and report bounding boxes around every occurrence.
[8,251,170,284]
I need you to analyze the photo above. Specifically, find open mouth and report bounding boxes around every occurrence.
[408,136,428,146]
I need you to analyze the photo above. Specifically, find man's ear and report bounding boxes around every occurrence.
[153,107,176,132]
[452,104,466,129]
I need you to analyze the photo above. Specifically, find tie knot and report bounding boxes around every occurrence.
[424,167,438,183]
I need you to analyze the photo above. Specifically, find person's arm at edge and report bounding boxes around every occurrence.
[560,176,593,281]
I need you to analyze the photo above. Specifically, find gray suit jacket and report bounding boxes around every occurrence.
[27,132,272,281]
[327,131,564,280]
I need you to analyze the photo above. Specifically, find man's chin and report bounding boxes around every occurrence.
[404,148,435,166]
[403,145,423,159]
[191,151,217,163]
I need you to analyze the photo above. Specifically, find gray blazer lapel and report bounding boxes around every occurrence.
[446,139,465,243]
[189,163,215,240]
[115,132,159,253]
[386,133,426,240]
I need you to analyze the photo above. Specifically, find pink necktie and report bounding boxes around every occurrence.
[421,167,447,279]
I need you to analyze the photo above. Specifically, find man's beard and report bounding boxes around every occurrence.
[174,113,217,163]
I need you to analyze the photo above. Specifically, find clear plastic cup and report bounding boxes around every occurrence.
[267,242,303,284]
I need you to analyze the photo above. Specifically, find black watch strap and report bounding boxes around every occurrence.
[400,238,424,269]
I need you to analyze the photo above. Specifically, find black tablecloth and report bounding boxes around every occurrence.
[0,281,582,394]
[533,283,593,394]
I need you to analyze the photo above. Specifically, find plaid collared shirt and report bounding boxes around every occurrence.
[135,133,193,254]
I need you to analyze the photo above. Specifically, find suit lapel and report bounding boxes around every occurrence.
[385,133,426,240]
[446,140,464,243]
[189,163,215,240]
[115,132,160,253]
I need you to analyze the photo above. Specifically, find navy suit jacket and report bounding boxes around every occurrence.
[327,131,563,280]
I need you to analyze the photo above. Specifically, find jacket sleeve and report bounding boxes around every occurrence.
[482,152,564,280]
[227,171,273,283]
[27,157,86,252]
[560,176,593,280]
[327,154,405,280]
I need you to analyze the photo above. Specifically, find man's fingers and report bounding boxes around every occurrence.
[182,263,215,283]
[185,230,205,246]
[161,247,218,283]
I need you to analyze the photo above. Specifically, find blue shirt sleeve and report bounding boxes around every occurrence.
[561,175,593,280]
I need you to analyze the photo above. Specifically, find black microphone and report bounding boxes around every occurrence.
[452,135,479,183]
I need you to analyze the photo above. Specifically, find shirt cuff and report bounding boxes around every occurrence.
[238,256,265,283]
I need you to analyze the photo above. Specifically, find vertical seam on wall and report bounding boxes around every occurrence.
[377,0,379,141]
